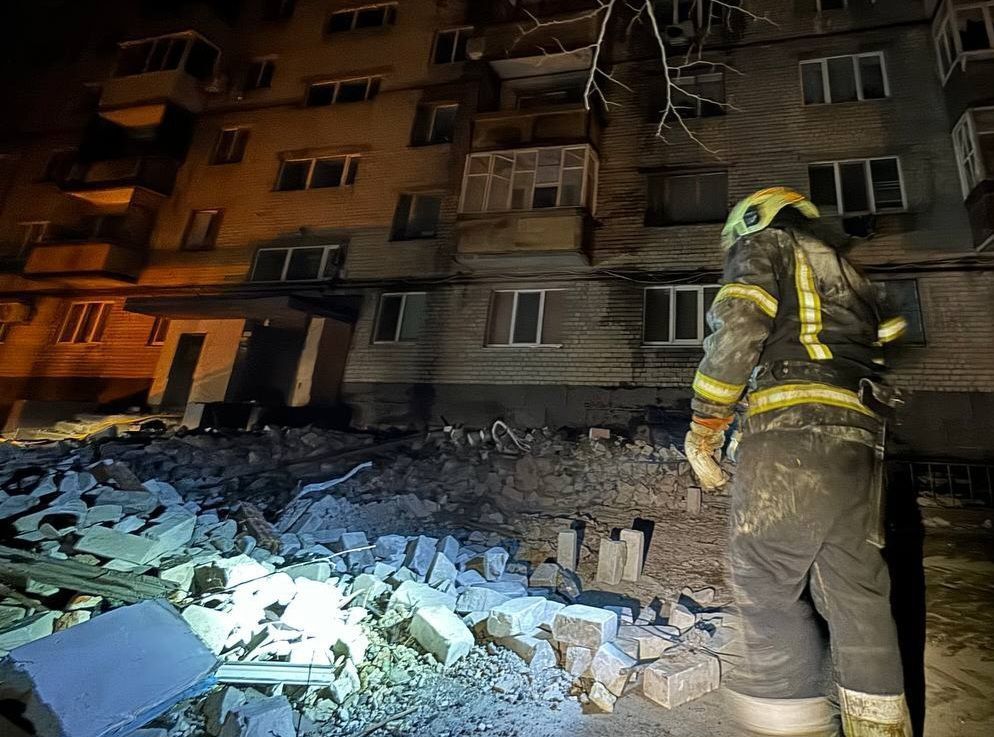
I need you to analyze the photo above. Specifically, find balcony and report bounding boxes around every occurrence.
[59,157,179,207]
[472,105,600,151]
[23,217,151,282]
[455,207,590,269]
[965,181,994,250]
[99,31,219,127]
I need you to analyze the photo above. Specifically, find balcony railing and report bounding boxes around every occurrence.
[59,157,179,199]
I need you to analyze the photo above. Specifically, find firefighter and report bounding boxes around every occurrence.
[684,188,912,737]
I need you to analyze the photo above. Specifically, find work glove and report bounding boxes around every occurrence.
[685,416,731,490]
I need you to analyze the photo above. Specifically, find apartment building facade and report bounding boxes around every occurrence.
[0,0,992,459]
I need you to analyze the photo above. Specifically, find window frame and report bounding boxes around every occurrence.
[181,208,223,251]
[373,292,427,344]
[807,156,907,216]
[799,51,889,105]
[114,32,219,79]
[245,58,276,90]
[459,145,598,214]
[642,284,721,346]
[668,72,726,119]
[952,107,994,197]
[816,0,848,11]
[432,27,471,64]
[486,289,565,348]
[644,171,729,226]
[42,148,77,182]
[211,127,250,165]
[933,0,994,81]
[148,316,170,346]
[262,0,296,21]
[392,193,443,240]
[249,244,341,283]
[17,221,49,256]
[274,154,360,191]
[427,103,458,144]
[0,322,9,343]
[326,3,397,33]
[305,76,380,106]
[56,301,112,345]
[874,279,926,346]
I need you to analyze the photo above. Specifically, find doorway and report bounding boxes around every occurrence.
[161,333,205,408]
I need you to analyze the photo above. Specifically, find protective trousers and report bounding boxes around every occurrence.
[726,426,911,737]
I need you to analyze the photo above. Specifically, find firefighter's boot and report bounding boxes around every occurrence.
[838,687,913,737]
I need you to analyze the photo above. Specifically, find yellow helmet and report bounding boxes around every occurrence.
[721,187,820,249]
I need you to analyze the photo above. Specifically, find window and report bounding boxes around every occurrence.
[433,28,470,64]
[182,209,222,250]
[305,77,380,106]
[327,3,397,33]
[645,172,728,225]
[263,0,295,21]
[643,285,721,345]
[211,128,249,165]
[800,53,888,105]
[460,146,597,213]
[148,317,170,346]
[952,108,994,197]
[667,73,725,120]
[933,1,994,79]
[0,322,9,343]
[17,221,49,255]
[816,0,847,10]
[486,290,565,346]
[654,0,702,24]
[43,149,76,182]
[875,280,925,345]
[411,104,457,145]
[245,59,275,90]
[275,155,359,191]
[808,158,905,216]
[57,302,112,345]
[250,245,341,282]
[374,292,427,343]
[114,33,218,80]
[392,194,442,240]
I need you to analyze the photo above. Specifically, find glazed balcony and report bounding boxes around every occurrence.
[59,157,178,207]
[23,216,151,283]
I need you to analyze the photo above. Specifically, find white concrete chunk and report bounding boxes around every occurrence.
[74,526,163,565]
[552,604,618,649]
[642,649,721,709]
[426,551,458,586]
[591,642,637,696]
[182,605,236,654]
[596,539,627,585]
[564,645,594,677]
[557,530,578,570]
[588,681,617,713]
[219,695,296,737]
[409,606,474,667]
[403,535,438,575]
[388,581,457,612]
[668,603,697,632]
[465,547,509,581]
[619,529,644,582]
[487,597,548,638]
[281,579,345,637]
[455,587,510,614]
[498,632,557,671]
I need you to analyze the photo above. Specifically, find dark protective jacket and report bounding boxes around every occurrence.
[691,224,906,436]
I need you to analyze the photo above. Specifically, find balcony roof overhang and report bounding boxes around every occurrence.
[99,103,168,128]
[125,292,361,324]
[489,47,593,79]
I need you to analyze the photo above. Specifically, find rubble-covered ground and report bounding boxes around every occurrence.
[0,422,990,737]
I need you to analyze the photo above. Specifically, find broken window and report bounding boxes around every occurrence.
[932,1,994,78]
[391,194,442,240]
[952,108,994,197]
[807,157,905,215]
[275,155,360,190]
[57,302,112,345]
[250,245,341,282]
[643,285,720,345]
[148,317,170,346]
[433,28,470,64]
[182,209,222,250]
[645,172,728,225]
[327,3,397,33]
[374,292,427,343]
[211,128,250,165]
[800,52,887,105]
[875,280,925,345]
[411,104,458,145]
[245,59,275,90]
[113,33,218,80]
[305,77,380,106]
[461,146,595,213]
[486,290,565,346]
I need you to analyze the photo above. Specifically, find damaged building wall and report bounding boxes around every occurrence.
[147,319,245,407]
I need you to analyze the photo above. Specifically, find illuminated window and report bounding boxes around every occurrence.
[250,245,341,282]
[57,302,112,345]
[148,317,170,346]
[374,292,427,343]
[432,28,470,64]
[327,3,397,33]
[643,285,721,345]
[391,194,442,240]
[808,157,906,216]
[211,128,249,165]
[800,52,888,105]
[305,77,380,106]
[275,155,359,191]
[645,172,728,225]
[245,59,275,90]
[182,209,222,250]
[487,290,565,346]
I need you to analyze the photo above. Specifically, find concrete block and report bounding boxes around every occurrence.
[84,505,124,527]
[618,625,674,659]
[351,574,390,607]
[619,529,644,582]
[219,695,296,737]
[201,686,246,736]
[388,581,457,612]
[373,534,407,559]
[642,650,721,709]
[0,612,59,654]
[465,547,509,581]
[668,604,697,632]
[462,611,490,638]
[456,569,487,587]
[476,581,528,598]
[92,489,158,515]
[687,487,702,515]
[498,632,557,670]
[487,597,548,638]
[596,539,627,585]
[591,642,637,696]
[553,604,618,649]
[0,600,216,737]
[182,605,236,654]
[403,535,439,575]
[529,562,560,588]
[564,645,594,677]
[538,599,566,630]
[436,535,460,562]
[74,526,163,565]
[281,580,345,637]
[588,681,617,712]
[556,530,578,570]
[426,551,458,587]
[409,606,474,666]
[143,508,197,554]
[335,531,374,570]
[455,586,510,614]
[287,561,331,583]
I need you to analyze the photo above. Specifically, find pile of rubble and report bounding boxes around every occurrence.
[0,428,737,737]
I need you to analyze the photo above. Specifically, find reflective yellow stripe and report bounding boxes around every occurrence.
[793,248,833,360]
[877,316,907,344]
[693,370,746,404]
[714,283,779,318]
[747,382,876,418]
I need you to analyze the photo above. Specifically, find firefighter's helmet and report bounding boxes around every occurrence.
[721,187,820,249]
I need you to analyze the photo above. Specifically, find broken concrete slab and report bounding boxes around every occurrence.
[409,605,474,666]
[498,631,558,671]
[588,681,617,712]
[182,605,236,654]
[403,535,438,576]
[465,546,509,581]
[487,597,548,638]
[596,539,627,585]
[201,686,246,736]
[455,586,510,614]
[0,495,40,521]
[335,531,374,570]
[74,526,163,565]
[142,508,197,554]
[557,531,578,571]
[618,624,676,659]
[528,562,560,589]
[426,551,458,587]
[373,534,407,559]
[564,645,594,677]
[83,505,124,527]
[591,642,637,696]
[281,579,345,637]
[388,581,457,612]
[0,611,59,654]
[667,603,697,632]
[92,488,158,515]
[619,529,644,582]
[552,604,618,650]
[0,600,216,737]
[642,649,721,709]
[219,695,296,737]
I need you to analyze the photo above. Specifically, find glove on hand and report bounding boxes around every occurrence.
[685,416,731,490]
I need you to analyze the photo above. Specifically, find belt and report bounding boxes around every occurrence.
[755,360,871,393]
[746,382,877,418]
